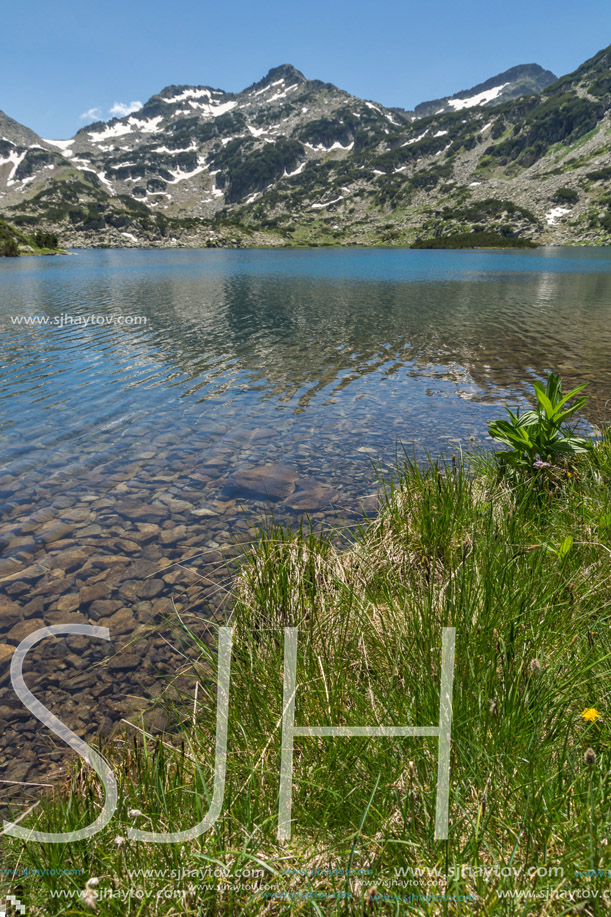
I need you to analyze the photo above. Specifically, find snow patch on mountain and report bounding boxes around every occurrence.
[247,124,269,138]
[162,87,221,103]
[445,83,509,111]
[403,130,428,146]
[88,115,164,142]
[43,138,75,156]
[2,150,27,185]
[267,83,300,102]
[74,165,116,194]
[305,141,354,152]
[546,206,571,225]
[127,115,164,133]
[89,122,133,142]
[165,164,208,184]
[252,79,285,98]
[284,161,306,177]
[186,99,238,117]
[153,143,197,154]
[311,195,344,209]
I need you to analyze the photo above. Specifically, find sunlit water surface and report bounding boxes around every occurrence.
[0,246,609,781]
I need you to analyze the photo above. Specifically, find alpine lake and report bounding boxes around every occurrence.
[0,246,610,797]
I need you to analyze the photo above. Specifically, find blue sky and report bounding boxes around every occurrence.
[2,0,610,139]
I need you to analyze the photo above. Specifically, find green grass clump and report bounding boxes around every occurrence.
[2,428,611,914]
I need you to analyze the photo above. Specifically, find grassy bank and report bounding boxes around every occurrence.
[0,218,63,256]
[1,419,611,913]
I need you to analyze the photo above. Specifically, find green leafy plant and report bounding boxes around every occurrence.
[488,372,593,471]
[544,534,574,561]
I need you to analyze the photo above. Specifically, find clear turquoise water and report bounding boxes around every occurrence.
[2,247,610,491]
[0,245,610,778]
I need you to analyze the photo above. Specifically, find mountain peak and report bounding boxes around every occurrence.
[2,44,611,250]
[414,63,558,118]
[245,64,307,94]
[0,108,45,147]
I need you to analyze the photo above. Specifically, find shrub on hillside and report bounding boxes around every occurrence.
[553,187,579,204]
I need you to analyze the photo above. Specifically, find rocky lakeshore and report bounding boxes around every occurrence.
[0,420,379,810]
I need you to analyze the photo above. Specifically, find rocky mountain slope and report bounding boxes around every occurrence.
[411,64,558,119]
[0,47,610,248]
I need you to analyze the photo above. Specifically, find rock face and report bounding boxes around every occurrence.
[1,46,610,246]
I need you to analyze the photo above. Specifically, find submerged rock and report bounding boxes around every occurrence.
[0,596,23,627]
[283,480,336,511]
[222,464,297,501]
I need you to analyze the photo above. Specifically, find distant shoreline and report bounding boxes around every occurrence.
[56,240,611,252]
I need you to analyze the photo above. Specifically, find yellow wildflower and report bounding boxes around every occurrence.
[581,708,601,722]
